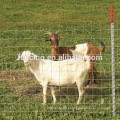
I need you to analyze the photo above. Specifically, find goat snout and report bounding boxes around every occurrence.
[24,62,29,66]
[45,38,51,41]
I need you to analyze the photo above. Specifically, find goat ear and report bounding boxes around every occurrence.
[31,52,34,56]
[70,46,76,50]
[55,31,59,35]
[45,32,52,36]
[60,37,66,39]
[17,53,21,60]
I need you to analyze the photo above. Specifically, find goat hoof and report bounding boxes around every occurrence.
[94,81,98,84]
[42,103,46,105]
[86,85,89,87]
[88,80,92,85]
[53,102,56,104]
[77,101,80,104]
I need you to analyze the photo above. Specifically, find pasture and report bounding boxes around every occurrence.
[0,0,120,119]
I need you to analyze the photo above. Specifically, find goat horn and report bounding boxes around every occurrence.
[45,32,52,36]
[55,31,59,35]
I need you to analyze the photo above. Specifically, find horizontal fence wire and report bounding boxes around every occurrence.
[0,20,120,119]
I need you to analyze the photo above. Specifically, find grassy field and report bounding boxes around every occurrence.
[0,0,120,119]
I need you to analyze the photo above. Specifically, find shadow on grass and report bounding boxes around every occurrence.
[0,70,115,104]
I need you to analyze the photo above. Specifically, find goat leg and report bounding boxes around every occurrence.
[88,70,93,85]
[42,84,47,104]
[50,86,56,104]
[93,66,98,84]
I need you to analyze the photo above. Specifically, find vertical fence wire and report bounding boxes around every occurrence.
[0,3,119,119]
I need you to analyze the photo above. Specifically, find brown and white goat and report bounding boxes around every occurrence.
[45,32,105,85]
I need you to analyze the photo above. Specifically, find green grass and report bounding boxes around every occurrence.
[0,0,120,119]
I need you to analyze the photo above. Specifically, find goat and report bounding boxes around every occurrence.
[45,32,105,85]
[18,50,90,104]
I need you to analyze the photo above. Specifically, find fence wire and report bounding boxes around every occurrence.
[0,3,120,120]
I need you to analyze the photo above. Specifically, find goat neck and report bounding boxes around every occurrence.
[51,41,59,60]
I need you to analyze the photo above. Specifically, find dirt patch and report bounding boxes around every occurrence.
[0,70,35,81]
[0,70,42,97]
[0,71,100,101]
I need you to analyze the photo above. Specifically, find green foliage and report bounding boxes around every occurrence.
[0,0,120,119]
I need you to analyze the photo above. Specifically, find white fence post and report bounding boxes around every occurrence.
[110,6,115,117]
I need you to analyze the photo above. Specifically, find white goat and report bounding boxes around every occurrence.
[18,50,90,104]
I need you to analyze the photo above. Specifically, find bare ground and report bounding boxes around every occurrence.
[0,70,100,101]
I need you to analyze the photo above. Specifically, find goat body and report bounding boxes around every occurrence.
[45,32,105,84]
[19,50,90,104]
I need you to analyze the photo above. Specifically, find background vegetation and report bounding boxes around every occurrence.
[0,0,120,119]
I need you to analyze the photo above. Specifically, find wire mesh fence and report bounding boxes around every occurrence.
[0,1,120,120]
